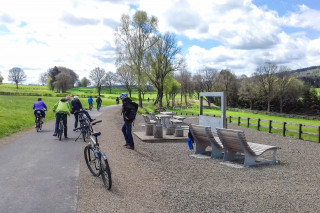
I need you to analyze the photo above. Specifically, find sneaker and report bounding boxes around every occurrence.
[90,119,95,122]
[65,136,68,139]
[53,133,57,136]
[123,144,129,146]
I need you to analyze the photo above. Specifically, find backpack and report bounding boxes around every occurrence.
[127,101,138,122]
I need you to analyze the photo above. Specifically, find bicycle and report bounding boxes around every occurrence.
[57,115,64,141]
[77,109,92,142]
[74,120,112,190]
[35,110,43,132]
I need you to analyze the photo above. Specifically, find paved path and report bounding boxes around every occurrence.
[0,106,117,213]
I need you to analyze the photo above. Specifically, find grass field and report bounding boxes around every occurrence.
[1,84,320,142]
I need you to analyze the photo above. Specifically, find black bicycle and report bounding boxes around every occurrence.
[35,110,43,132]
[57,116,64,141]
[74,120,112,190]
[77,109,92,142]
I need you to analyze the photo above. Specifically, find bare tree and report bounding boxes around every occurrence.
[200,68,218,92]
[90,67,106,96]
[115,10,158,108]
[105,71,117,93]
[0,71,3,84]
[254,62,279,113]
[38,72,48,86]
[116,64,136,97]
[145,33,184,107]
[8,67,27,89]
[175,69,192,106]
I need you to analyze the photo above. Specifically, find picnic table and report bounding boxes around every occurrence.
[155,114,172,128]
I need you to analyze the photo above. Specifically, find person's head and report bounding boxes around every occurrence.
[120,93,128,100]
[38,98,42,101]
[66,95,71,101]
[74,96,79,100]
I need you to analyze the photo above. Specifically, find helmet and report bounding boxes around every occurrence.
[120,93,128,99]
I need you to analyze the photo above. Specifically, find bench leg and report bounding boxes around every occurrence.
[223,150,238,162]
[211,147,223,159]
[195,142,207,155]
[244,149,278,167]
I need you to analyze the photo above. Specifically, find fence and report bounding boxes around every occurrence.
[172,111,320,143]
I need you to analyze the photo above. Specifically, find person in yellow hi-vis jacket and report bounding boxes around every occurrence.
[52,95,72,138]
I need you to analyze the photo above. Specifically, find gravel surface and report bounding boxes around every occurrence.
[77,106,320,212]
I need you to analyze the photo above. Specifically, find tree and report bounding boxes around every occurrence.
[238,75,259,110]
[254,62,278,113]
[175,69,192,106]
[89,67,106,96]
[80,77,90,87]
[217,69,238,107]
[54,72,74,93]
[105,71,117,93]
[0,71,3,84]
[115,10,159,108]
[8,67,27,89]
[39,72,48,86]
[116,64,136,97]
[164,75,181,107]
[47,66,59,90]
[145,33,184,107]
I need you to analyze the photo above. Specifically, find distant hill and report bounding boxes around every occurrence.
[290,66,320,87]
[291,66,320,77]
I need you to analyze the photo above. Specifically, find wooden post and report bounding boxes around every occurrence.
[229,116,232,123]
[247,118,250,128]
[299,124,302,139]
[238,117,241,126]
[269,120,272,133]
[258,119,260,131]
[283,122,286,136]
[318,126,320,143]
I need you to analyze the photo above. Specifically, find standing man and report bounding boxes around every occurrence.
[120,93,136,150]
[96,96,102,110]
[33,97,47,123]
[71,96,94,129]
[52,95,72,138]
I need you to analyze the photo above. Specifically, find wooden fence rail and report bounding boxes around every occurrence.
[172,111,320,143]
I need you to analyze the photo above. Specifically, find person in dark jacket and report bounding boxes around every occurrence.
[71,96,94,129]
[120,93,135,150]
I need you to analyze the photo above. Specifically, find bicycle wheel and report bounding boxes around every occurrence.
[58,120,63,141]
[36,121,40,132]
[81,124,86,142]
[100,155,112,190]
[84,146,100,177]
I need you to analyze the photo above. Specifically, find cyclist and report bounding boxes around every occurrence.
[33,98,47,123]
[116,97,119,104]
[96,96,102,110]
[71,96,94,129]
[52,95,72,138]
[88,96,93,110]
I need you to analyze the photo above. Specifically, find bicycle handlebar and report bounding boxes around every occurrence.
[73,120,102,131]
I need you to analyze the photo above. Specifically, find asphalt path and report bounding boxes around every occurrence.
[0,105,118,213]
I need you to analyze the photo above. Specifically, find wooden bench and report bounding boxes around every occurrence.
[189,124,223,158]
[216,128,278,167]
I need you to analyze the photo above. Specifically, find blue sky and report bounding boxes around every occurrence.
[0,0,320,84]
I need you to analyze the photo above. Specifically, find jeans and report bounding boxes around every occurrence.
[54,113,67,137]
[122,122,134,148]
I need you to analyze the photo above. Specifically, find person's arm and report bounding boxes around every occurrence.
[43,102,48,110]
[33,103,35,110]
[53,101,59,112]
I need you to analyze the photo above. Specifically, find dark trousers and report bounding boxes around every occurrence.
[34,110,45,118]
[122,122,134,148]
[54,113,67,136]
[74,111,92,128]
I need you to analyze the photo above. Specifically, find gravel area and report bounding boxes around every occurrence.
[77,106,320,212]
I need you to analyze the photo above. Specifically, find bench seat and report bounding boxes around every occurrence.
[216,128,278,167]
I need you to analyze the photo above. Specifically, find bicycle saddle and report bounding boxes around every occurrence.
[92,132,101,137]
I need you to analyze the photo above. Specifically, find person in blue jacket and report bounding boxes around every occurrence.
[88,96,93,110]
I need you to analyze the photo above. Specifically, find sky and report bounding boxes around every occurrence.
[0,0,320,84]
